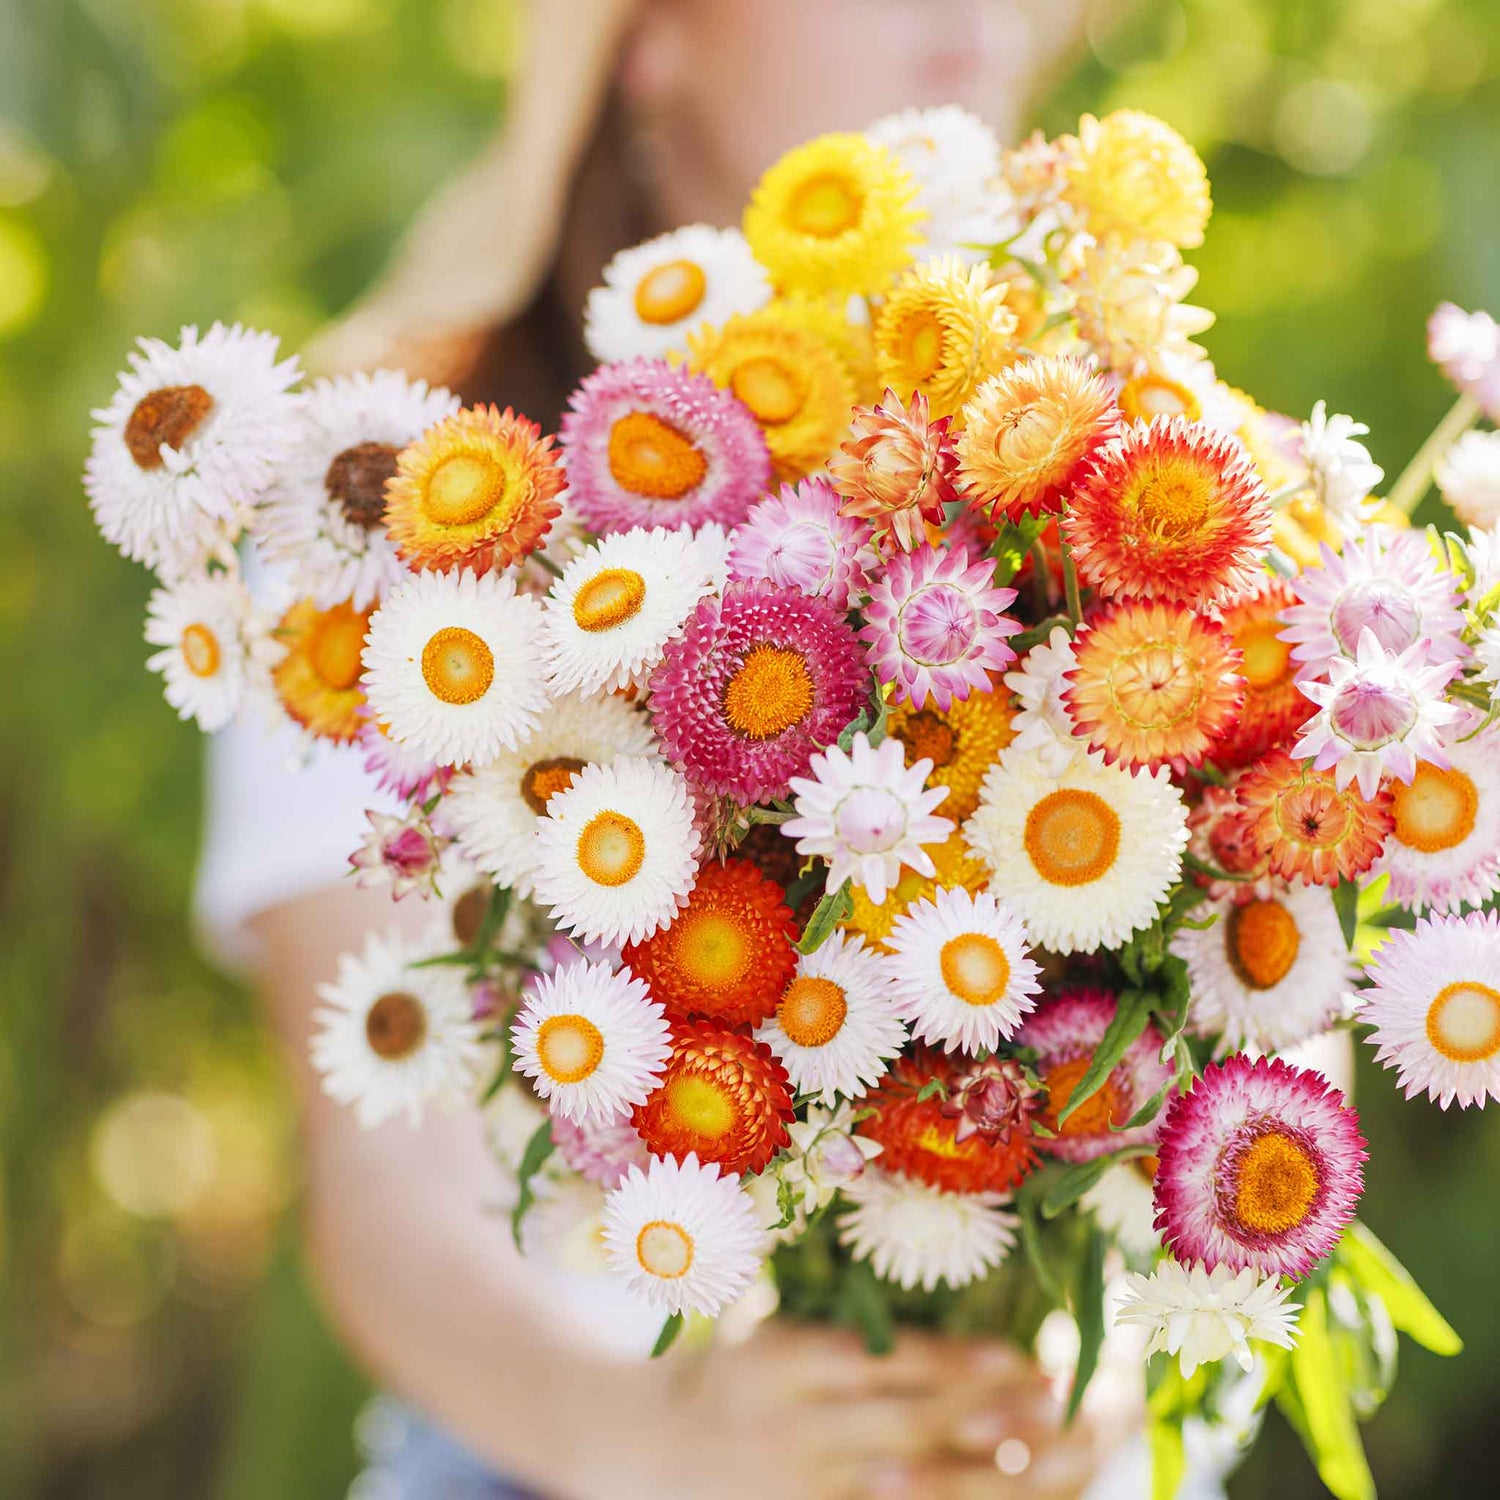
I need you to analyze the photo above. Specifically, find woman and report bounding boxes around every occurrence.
[201,2,1164,1494]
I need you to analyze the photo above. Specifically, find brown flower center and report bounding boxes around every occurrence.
[326,440,401,530]
[124,384,214,469]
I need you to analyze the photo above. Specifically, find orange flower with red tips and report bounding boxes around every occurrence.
[856,1051,1038,1195]
[622,858,798,1028]
[1234,749,1394,886]
[1064,602,1244,772]
[632,1021,794,1176]
[384,405,564,575]
[272,597,374,743]
[1211,582,1315,769]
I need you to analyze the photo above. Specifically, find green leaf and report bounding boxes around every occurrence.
[1040,1149,1150,1218]
[1284,1287,1376,1500]
[915,1078,948,1103]
[1113,1078,1176,1133]
[650,1312,685,1358]
[1016,1196,1067,1308]
[1333,879,1360,950]
[796,879,853,954]
[1056,990,1152,1126]
[1066,1226,1106,1424]
[989,514,1049,586]
[773,1175,799,1231]
[837,705,873,752]
[509,1119,556,1249]
[837,1259,895,1354]
[1337,1223,1462,1356]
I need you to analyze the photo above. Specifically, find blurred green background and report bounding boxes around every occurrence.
[0,0,1496,1495]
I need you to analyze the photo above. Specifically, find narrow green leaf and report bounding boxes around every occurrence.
[1287,1287,1377,1500]
[650,1312,685,1358]
[1066,1227,1106,1424]
[915,1078,948,1103]
[837,705,873,752]
[837,1260,894,1354]
[1112,1078,1176,1133]
[1338,1223,1462,1356]
[1333,879,1360,950]
[1041,1149,1150,1217]
[1147,1412,1186,1500]
[1056,990,1152,1126]
[1016,1197,1067,1308]
[796,879,853,954]
[509,1119,556,1249]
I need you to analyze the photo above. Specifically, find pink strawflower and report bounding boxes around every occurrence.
[1153,1054,1366,1280]
[550,1108,652,1189]
[349,808,449,899]
[1428,302,1500,420]
[558,357,770,535]
[649,579,869,805]
[1280,528,1468,683]
[1293,630,1466,800]
[359,718,452,803]
[860,544,1021,711]
[728,479,877,610]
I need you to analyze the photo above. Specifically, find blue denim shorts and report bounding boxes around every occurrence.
[348,1398,541,1500]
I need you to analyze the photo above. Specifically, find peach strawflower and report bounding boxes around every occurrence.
[1211,581,1314,770]
[272,597,374,743]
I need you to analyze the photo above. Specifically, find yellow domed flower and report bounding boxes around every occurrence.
[843,833,990,951]
[1063,110,1212,249]
[874,257,1019,422]
[688,308,855,483]
[273,597,374,743]
[769,292,881,405]
[1118,368,1202,426]
[887,687,1018,824]
[743,133,923,298]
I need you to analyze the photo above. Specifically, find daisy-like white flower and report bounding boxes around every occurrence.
[1298,402,1384,528]
[310,929,485,1128]
[860,544,1021,711]
[837,1167,1018,1292]
[559,359,771,535]
[1428,302,1500,420]
[727,479,876,611]
[1172,883,1358,1053]
[441,693,657,898]
[349,807,449,901]
[1003,624,1090,774]
[1116,1259,1301,1378]
[144,572,274,732]
[784,732,953,904]
[1476,621,1500,685]
[584,226,772,365]
[1372,726,1500,914]
[1081,1161,1161,1259]
[964,746,1189,954]
[257,369,459,609]
[519,1176,612,1275]
[512,960,673,1125]
[1293,630,1466,801]
[1280,529,1469,682]
[540,525,724,698]
[601,1152,765,1317]
[882,887,1041,1055]
[1435,430,1500,530]
[361,569,550,767]
[754,931,907,1103]
[531,757,701,948]
[86,323,300,576]
[1361,909,1500,1108]
[1153,1055,1366,1279]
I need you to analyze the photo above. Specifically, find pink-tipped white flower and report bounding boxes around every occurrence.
[784,732,953,903]
[1293,630,1466,800]
[349,808,450,900]
[1298,402,1383,527]
[1428,302,1500,420]
[860,545,1021,711]
[728,479,877,610]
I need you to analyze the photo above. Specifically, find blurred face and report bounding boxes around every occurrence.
[622,0,1087,227]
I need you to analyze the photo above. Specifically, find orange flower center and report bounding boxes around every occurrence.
[124,383,214,469]
[365,991,427,1060]
[1236,621,1292,690]
[420,626,494,705]
[898,310,947,385]
[663,1074,738,1140]
[326,440,400,530]
[721,643,814,740]
[576,810,646,886]
[731,356,806,425]
[777,976,848,1047]
[1044,1055,1123,1137]
[635,1219,695,1279]
[572,567,647,632]
[606,411,708,499]
[1231,1129,1319,1237]
[1119,372,1200,424]
[786,171,863,238]
[633,259,708,325]
[1391,762,1478,854]
[671,912,751,989]
[423,451,513,528]
[310,604,369,691]
[535,1014,606,1084]
[1227,899,1301,990]
[1426,980,1500,1063]
[520,756,586,816]
[1023,789,1121,887]
[897,709,957,769]
[180,622,221,679]
[939,933,1012,1007]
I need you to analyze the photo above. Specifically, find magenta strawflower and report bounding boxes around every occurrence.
[728,478,877,610]
[860,544,1021,711]
[558,357,770,535]
[649,579,868,804]
[1153,1054,1366,1279]
[1428,302,1500,420]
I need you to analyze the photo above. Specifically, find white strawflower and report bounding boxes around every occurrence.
[1436,429,1500,530]
[1081,1162,1161,1259]
[1003,624,1090,774]
[519,1175,613,1275]
[1299,401,1383,527]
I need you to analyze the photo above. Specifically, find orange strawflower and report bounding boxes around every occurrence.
[1211,582,1315,769]
[272,597,374,743]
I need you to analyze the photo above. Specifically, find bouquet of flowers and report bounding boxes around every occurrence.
[86,104,1500,1496]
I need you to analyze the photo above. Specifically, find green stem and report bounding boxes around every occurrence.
[1385,391,1480,517]
[1029,537,1050,617]
[1062,540,1083,627]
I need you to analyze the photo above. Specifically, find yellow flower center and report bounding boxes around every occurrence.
[721,643,814,741]
[1425,980,1500,1063]
[1023,788,1121,887]
[576,810,646,886]
[777,976,848,1048]
[633,258,708,325]
[731,356,806,425]
[520,756,586,816]
[124,383,214,469]
[310,605,369,691]
[1236,620,1292,689]
[939,932,1012,1007]
[180,622,221,679]
[606,411,709,499]
[673,913,750,989]
[1045,1055,1123,1137]
[365,991,427,1061]
[664,1075,736,1138]
[420,626,495,705]
[1119,372,1201,424]
[1105,643,1202,730]
[786,171,863,238]
[636,1219,695,1279]
[423,451,513,528]
[1129,456,1213,537]
[572,567,648,633]
[898,310,947,385]
[535,1013,606,1084]
[1391,762,1478,854]
[1227,899,1301,990]
[1231,1130,1319,1237]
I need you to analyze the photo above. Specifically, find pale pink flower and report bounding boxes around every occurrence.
[1428,302,1500,419]
[349,808,449,899]
[728,478,877,610]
